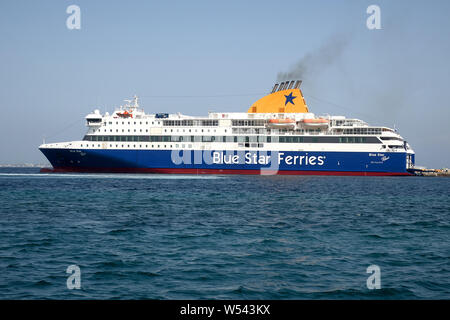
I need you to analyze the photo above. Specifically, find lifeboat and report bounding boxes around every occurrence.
[300,118,329,128]
[267,118,296,129]
[116,110,133,118]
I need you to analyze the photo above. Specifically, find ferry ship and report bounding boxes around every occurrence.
[39,80,415,175]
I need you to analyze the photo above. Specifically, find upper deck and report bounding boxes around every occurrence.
[40,81,413,155]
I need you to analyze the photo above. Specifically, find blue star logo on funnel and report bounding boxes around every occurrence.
[284,92,297,106]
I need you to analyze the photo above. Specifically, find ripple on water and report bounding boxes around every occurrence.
[0,169,449,299]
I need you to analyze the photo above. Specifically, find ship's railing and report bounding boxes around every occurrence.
[231,127,383,136]
[230,129,384,137]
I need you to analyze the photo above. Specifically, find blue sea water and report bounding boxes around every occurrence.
[0,167,449,299]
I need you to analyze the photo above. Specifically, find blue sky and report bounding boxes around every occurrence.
[0,0,449,168]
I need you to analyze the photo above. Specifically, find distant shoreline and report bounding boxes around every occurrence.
[0,164,49,168]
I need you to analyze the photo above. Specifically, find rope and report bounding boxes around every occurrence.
[44,118,82,140]
[140,93,266,98]
[304,94,379,122]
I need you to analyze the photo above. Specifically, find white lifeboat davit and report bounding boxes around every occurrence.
[300,118,329,128]
[267,118,296,129]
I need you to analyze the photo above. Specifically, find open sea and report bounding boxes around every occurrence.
[0,167,449,299]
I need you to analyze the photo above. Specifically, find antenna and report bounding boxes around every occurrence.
[124,95,139,110]
[132,95,139,109]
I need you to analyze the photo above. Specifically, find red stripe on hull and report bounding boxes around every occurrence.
[41,167,412,176]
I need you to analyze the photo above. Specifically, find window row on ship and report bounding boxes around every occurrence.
[99,118,383,135]
[103,119,263,127]
[83,135,381,144]
[232,128,382,135]
[92,127,225,134]
[101,119,219,126]
[78,142,403,150]
[91,127,383,135]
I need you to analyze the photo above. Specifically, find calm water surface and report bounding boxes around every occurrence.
[0,168,449,299]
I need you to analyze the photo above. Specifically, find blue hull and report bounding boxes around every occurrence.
[39,148,413,175]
